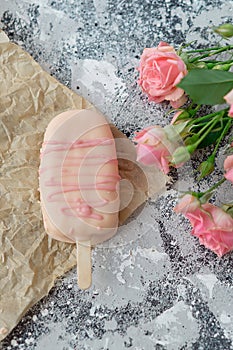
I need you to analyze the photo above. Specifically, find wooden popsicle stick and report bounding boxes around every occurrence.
[76,240,92,290]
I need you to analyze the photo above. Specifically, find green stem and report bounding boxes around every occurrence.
[189,45,233,63]
[198,59,233,64]
[212,119,232,156]
[201,178,226,195]
[194,112,219,123]
[194,114,223,146]
[187,109,228,127]
[194,105,201,111]
[189,104,201,116]
[191,117,230,129]
[187,111,219,128]
[186,46,228,53]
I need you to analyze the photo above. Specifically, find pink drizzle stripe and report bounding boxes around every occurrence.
[41,137,118,221]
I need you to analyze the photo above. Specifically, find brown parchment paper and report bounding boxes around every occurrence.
[0,31,167,340]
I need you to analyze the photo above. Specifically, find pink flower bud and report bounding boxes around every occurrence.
[224,89,233,117]
[224,155,233,183]
[175,194,233,257]
[133,125,176,174]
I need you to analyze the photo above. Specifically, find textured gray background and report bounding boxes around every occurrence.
[1,0,233,349]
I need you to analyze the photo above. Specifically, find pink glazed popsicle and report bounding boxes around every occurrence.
[39,110,120,289]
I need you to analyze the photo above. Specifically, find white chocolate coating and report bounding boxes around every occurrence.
[39,109,120,245]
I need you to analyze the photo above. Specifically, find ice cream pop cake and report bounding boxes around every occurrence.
[39,109,120,289]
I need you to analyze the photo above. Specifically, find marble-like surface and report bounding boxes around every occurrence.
[1,0,233,349]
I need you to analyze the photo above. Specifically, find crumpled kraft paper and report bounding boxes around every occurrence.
[0,30,167,340]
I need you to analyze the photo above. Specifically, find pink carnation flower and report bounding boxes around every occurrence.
[224,89,233,117]
[133,125,176,174]
[224,155,233,183]
[174,194,233,257]
[138,42,188,108]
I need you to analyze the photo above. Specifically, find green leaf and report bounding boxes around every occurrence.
[177,69,233,105]
[197,155,215,180]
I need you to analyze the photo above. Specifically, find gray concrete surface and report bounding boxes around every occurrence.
[1,0,233,349]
